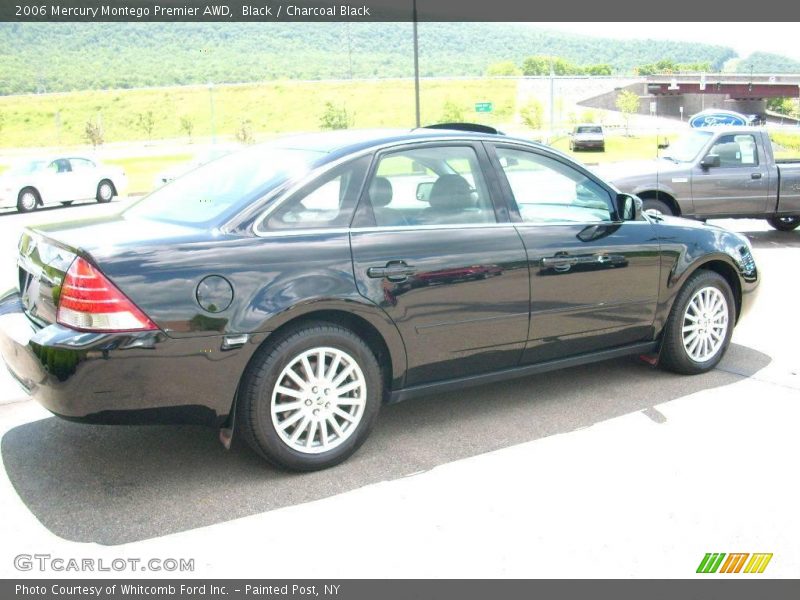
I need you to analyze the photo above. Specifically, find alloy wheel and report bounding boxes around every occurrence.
[270,347,366,454]
[682,286,729,362]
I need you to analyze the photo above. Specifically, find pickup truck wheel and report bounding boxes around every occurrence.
[237,322,382,471]
[659,270,735,375]
[17,188,39,213]
[96,180,115,203]
[767,216,800,231]
[642,198,673,216]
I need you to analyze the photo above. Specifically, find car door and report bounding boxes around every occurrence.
[39,158,79,203]
[68,158,100,199]
[350,142,530,386]
[487,143,662,364]
[690,133,770,215]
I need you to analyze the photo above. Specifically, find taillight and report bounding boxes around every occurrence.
[57,256,157,332]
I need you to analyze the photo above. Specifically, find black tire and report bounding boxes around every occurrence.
[96,179,115,203]
[641,197,674,216]
[766,216,800,231]
[659,270,735,375]
[237,322,382,471]
[17,188,39,213]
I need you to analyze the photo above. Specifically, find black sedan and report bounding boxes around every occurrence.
[0,125,759,471]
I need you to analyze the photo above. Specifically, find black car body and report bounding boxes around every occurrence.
[0,126,759,470]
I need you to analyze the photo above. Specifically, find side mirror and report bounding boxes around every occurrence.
[700,154,721,169]
[416,181,434,202]
[616,193,642,221]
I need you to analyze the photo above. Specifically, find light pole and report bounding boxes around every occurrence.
[412,0,420,128]
[207,82,216,145]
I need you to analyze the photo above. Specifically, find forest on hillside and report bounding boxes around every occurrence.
[0,22,743,95]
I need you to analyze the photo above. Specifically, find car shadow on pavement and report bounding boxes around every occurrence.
[1,342,771,545]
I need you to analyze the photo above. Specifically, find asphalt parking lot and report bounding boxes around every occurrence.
[0,198,798,577]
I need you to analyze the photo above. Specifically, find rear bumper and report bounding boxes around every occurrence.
[0,289,256,426]
[574,140,605,149]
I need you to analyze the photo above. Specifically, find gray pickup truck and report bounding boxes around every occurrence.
[596,126,800,231]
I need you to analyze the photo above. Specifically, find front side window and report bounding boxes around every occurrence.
[706,134,759,167]
[364,145,496,227]
[69,158,96,171]
[262,155,370,231]
[495,147,613,224]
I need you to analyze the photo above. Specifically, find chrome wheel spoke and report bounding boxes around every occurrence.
[682,286,729,362]
[271,346,367,455]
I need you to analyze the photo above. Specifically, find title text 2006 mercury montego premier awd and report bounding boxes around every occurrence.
[0,126,759,471]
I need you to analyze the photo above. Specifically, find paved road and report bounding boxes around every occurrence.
[0,202,797,577]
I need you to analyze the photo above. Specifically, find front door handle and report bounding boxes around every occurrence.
[541,256,578,268]
[751,173,762,180]
[367,260,417,282]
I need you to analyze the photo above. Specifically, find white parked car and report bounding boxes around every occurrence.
[0,156,127,213]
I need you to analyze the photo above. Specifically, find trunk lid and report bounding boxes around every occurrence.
[17,215,202,327]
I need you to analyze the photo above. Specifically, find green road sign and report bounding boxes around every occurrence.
[475,102,493,113]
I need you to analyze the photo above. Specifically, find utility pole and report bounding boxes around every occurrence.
[549,59,555,140]
[208,82,216,145]
[413,0,421,128]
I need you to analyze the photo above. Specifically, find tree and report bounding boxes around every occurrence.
[137,110,155,140]
[0,110,4,134]
[179,116,194,140]
[439,99,465,123]
[83,117,104,148]
[235,119,255,144]
[586,64,613,76]
[520,99,544,129]
[522,55,585,76]
[616,90,640,136]
[486,61,521,76]
[319,102,352,130]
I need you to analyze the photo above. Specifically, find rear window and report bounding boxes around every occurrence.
[124,145,324,225]
[576,126,602,134]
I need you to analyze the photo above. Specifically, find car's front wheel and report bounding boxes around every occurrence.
[659,270,735,375]
[767,215,800,231]
[17,188,39,213]
[237,322,382,471]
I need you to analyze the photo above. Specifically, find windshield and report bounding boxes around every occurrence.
[576,126,602,134]
[125,145,325,225]
[663,130,714,162]
[8,160,47,175]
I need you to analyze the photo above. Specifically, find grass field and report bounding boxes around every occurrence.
[551,134,670,163]
[0,79,517,148]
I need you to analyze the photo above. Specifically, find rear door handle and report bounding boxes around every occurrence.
[751,173,762,180]
[367,261,417,282]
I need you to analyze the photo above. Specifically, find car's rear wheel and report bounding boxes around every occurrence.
[17,188,39,213]
[641,197,674,216]
[767,215,800,231]
[96,180,115,203]
[659,270,735,375]
[237,322,382,471]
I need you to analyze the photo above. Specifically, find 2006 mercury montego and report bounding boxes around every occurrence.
[0,125,759,471]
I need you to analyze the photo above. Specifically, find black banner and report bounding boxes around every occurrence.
[5,580,800,600]
[2,0,800,22]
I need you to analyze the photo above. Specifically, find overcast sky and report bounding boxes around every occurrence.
[533,23,800,62]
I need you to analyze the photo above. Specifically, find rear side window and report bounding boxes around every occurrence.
[260,155,370,231]
[364,145,496,227]
[495,147,613,224]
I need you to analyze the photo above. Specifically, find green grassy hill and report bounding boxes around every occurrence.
[0,79,517,148]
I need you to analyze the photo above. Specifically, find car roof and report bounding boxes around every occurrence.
[268,127,542,161]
